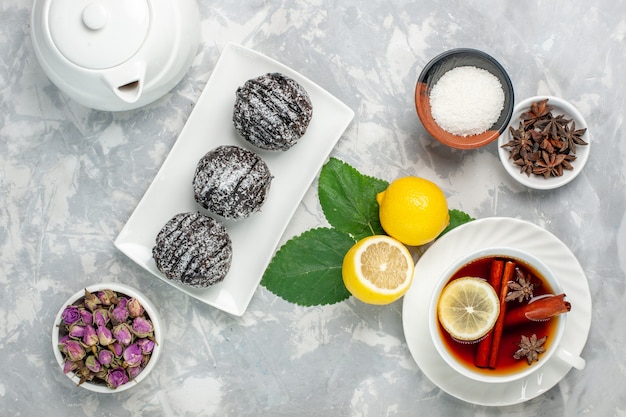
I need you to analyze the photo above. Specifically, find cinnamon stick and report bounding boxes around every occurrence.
[504,294,571,328]
[474,259,504,368]
[488,260,516,369]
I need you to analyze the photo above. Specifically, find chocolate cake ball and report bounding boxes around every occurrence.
[152,212,232,288]
[233,72,313,151]
[193,145,273,220]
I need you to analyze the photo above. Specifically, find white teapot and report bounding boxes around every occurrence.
[31,0,200,111]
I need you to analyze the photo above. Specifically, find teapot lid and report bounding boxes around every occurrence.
[47,0,150,70]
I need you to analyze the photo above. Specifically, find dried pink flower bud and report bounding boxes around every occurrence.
[98,349,113,367]
[110,298,129,325]
[68,325,85,339]
[136,338,155,355]
[83,289,101,312]
[97,325,114,346]
[122,343,143,367]
[63,359,78,374]
[93,308,109,327]
[127,298,144,318]
[97,290,118,306]
[61,305,81,325]
[85,355,101,373]
[127,365,144,379]
[112,323,133,346]
[141,354,151,367]
[108,341,123,357]
[106,367,129,389]
[82,325,98,347]
[58,335,70,353]
[131,316,153,338]
[79,309,93,326]
[65,340,86,362]
[109,357,123,369]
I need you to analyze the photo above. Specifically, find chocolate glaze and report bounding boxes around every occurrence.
[233,72,313,151]
[152,212,232,287]
[193,145,273,219]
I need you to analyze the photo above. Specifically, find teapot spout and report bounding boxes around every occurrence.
[102,62,146,104]
[115,80,143,104]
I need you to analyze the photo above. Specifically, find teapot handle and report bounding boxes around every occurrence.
[102,62,146,104]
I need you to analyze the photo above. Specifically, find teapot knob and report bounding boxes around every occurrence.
[82,3,109,31]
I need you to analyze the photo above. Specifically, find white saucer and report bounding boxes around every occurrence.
[402,217,591,406]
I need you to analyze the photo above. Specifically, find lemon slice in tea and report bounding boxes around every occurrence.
[437,277,500,341]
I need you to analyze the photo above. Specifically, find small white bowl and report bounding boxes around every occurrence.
[52,283,162,393]
[497,95,590,190]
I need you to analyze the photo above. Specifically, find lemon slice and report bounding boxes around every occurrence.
[342,235,414,305]
[437,277,500,341]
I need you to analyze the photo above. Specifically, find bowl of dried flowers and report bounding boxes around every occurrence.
[498,96,590,190]
[415,48,515,149]
[52,283,162,393]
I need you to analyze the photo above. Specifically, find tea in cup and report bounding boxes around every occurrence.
[429,247,585,383]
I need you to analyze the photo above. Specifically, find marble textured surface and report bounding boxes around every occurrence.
[1,0,625,415]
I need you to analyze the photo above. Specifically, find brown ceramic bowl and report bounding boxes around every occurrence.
[415,48,514,149]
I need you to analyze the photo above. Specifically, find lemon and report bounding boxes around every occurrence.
[376,176,449,246]
[437,277,500,341]
[342,235,414,305]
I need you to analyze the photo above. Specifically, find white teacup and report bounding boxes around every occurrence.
[428,247,585,383]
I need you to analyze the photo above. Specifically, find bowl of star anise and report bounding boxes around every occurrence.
[497,96,590,190]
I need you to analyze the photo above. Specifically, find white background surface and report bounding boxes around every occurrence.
[1,0,624,415]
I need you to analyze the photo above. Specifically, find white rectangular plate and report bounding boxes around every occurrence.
[115,43,355,316]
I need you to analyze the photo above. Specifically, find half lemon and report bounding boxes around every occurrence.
[342,235,414,305]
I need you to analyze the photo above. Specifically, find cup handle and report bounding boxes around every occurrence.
[555,347,586,370]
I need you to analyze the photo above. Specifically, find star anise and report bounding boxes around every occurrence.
[538,135,557,154]
[505,267,535,302]
[561,154,576,171]
[513,334,547,365]
[558,121,588,154]
[520,99,553,128]
[513,150,539,176]
[533,151,567,179]
[502,123,534,160]
[535,114,571,140]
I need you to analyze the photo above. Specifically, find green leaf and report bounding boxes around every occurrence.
[318,158,389,240]
[261,228,355,306]
[438,209,475,238]
[261,156,475,308]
